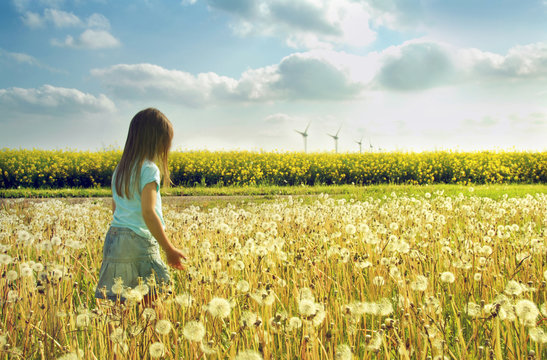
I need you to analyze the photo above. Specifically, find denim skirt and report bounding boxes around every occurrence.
[95,226,171,301]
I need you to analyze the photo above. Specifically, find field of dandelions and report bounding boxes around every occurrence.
[1,190,546,359]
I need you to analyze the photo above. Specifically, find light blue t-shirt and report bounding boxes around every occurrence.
[111,160,164,238]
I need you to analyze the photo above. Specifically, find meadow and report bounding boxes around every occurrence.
[1,187,546,359]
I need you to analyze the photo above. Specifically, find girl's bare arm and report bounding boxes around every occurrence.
[141,182,185,270]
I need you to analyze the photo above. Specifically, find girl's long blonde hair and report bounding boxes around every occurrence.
[115,108,173,199]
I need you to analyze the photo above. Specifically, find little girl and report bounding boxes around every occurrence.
[95,108,185,303]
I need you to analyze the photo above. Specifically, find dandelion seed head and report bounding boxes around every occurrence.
[20,266,33,277]
[235,349,263,360]
[207,297,231,318]
[335,344,352,360]
[299,287,314,301]
[111,283,124,295]
[312,303,326,326]
[51,236,62,246]
[149,342,165,358]
[298,299,316,317]
[288,317,302,330]
[32,263,44,272]
[367,332,383,351]
[76,313,90,328]
[411,275,428,292]
[6,270,18,281]
[17,230,33,245]
[378,298,394,316]
[241,311,260,327]
[440,271,455,283]
[6,290,18,303]
[142,308,157,322]
[57,351,83,360]
[183,320,205,342]
[236,280,250,293]
[175,293,193,307]
[233,260,245,271]
[155,319,172,335]
[356,260,372,269]
[110,327,126,343]
[466,302,481,318]
[135,284,149,296]
[504,280,524,296]
[473,273,482,282]
[515,299,539,326]
[529,327,547,344]
[123,288,143,303]
[345,224,356,235]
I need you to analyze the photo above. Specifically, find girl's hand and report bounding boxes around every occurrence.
[166,247,186,270]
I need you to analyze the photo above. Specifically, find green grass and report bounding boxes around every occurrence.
[1,183,546,200]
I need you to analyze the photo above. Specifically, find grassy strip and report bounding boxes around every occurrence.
[1,183,546,200]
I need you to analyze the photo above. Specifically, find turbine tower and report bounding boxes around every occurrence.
[355,136,363,153]
[295,122,311,153]
[368,138,374,152]
[327,125,342,153]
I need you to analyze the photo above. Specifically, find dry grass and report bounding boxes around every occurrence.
[0,190,546,359]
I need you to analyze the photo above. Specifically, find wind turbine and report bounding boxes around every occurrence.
[327,125,342,153]
[368,138,374,152]
[355,136,363,153]
[295,122,310,153]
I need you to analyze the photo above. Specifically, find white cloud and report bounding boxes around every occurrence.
[91,63,231,106]
[0,48,63,72]
[361,0,426,31]
[373,40,547,91]
[374,40,457,91]
[91,40,547,106]
[201,0,376,49]
[91,53,363,105]
[21,11,45,28]
[86,13,110,29]
[19,7,111,30]
[14,3,118,49]
[44,8,82,27]
[12,0,31,13]
[20,8,82,28]
[1,48,41,66]
[39,0,66,7]
[463,42,547,80]
[273,53,363,99]
[0,85,116,114]
[52,29,121,49]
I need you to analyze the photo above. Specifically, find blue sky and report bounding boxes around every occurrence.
[1,0,546,152]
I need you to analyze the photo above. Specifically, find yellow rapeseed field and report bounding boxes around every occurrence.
[1,149,546,189]
[0,191,546,359]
